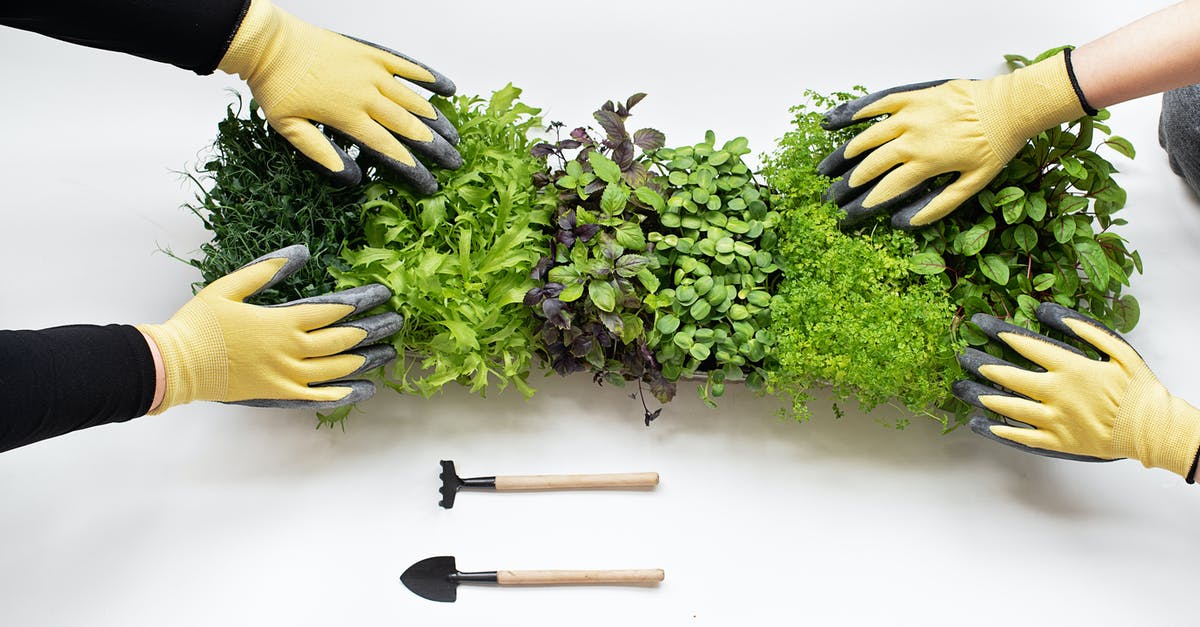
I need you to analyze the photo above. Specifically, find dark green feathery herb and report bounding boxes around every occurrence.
[180,97,366,304]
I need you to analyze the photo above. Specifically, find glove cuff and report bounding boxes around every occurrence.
[136,301,229,414]
[977,51,1087,163]
[217,0,316,111]
[217,0,276,79]
[1113,368,1200,479]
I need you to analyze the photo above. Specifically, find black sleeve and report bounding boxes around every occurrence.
[0,0,251,75]
[0,325,156,453]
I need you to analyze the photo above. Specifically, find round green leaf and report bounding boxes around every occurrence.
[909,251,946,275]
[1026,192,1048,221]
[656,314,681,335]
[1112,294,1140,333]
[994,186,1025,206]
[726,218,750,234]
[954,225,990,256]
[694,275,715,295]
[959,322,989,346]
[704,211,728,227]
[1013,224,1038,252]
[1050,216,1076,244]
[978,254,1010,286]
[747,291,771,307]
[1032,273,1056,291]
[690,299,712,319]
[676,285,698,305]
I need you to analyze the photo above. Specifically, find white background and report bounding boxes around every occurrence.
[1,1,1198,625]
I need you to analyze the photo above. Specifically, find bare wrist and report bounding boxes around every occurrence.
[138,328,166,413]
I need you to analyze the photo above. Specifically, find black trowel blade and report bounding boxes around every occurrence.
[400,555,458,603]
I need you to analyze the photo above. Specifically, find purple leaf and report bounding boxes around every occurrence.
[649,376,676,404]
[633,128,666,151]
[556,230,577,247]
[601,100,617,113]
[575,223,601,242]
[622,162,651,187]
[583,179,607,196]
[543,282,564,298]
[543,298,570,329]
[530,256,552,281]
[558,139,582,150]
[570,127,590,142]
[523,287,544,307]
[594,327,615,348]
[644,407,662,426]
[593,110,629,142]
[532,171,551,187]
[626,93,648,111]
[531,142,556,158]
[558,210,578,230]
[612,141,635,170]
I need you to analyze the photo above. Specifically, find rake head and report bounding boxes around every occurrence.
[439,460,462,509]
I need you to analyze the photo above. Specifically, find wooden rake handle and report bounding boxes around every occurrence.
[493,472,659,491]
[497,569,665,585]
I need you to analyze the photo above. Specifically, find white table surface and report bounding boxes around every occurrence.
[2,1,1198,624]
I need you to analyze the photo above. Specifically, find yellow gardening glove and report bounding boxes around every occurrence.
[218,0,461,191]
[819,50,1092,229]
[137,245,402,413]
[953,302,1200,481]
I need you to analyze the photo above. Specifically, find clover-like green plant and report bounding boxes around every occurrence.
[640,132,781,406]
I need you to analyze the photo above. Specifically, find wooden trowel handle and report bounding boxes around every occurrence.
[498,569,665,585]
[494,472,659,491]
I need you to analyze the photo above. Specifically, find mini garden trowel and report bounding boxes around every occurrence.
[400,555,665,603]
[438,460,659,508]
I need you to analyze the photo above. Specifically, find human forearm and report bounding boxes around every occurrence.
[0,0,248,74]
[1072,0,1200,109]
[0,325,157,453]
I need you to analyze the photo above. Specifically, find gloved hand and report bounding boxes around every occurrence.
[137,245,401,413]
[218,0,461,191]
[953,302,1200,481]
[819,50,1090,229]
